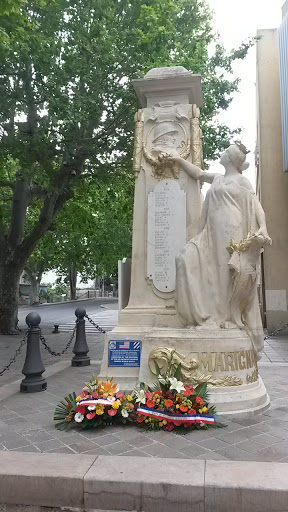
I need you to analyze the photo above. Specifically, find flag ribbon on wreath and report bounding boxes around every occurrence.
[137,406,215,424]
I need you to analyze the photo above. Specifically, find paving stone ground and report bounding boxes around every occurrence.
[0,305,288,462]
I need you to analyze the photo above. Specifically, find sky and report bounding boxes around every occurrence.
[206,0,285,184]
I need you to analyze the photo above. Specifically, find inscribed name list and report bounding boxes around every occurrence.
[147,180,186,292]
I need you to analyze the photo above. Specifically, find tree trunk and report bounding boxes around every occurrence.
[68,263,77,300]
[0,258,22,334]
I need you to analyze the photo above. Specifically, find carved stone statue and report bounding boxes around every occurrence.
[169,143,272,361]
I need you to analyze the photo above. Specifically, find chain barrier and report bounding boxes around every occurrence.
[0,331,28,376]
[264,322,288,340]
[40,323,77,356]
[85,314,106,334]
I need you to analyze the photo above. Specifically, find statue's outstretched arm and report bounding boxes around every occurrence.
[254,195,272,245]
[168,155,216,183]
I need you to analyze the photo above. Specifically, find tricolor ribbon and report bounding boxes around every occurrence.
[78,398,113,407]
[137,406,214,425]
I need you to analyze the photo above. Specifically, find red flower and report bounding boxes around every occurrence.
[86,412,96,420]
[91,392,99,398]
[163,422,175,431]
[183,422,191,428]
[180,404,188,413]
[146,399,155,408]
[164,399,173,408]
[74,405,86,415]
[196,397,203,406]
[183,387,192,397]
[116,392,124,399]
[145,392,154,400]
[188,408,196,415]
[137,415,145,423]
[108,409,117,416]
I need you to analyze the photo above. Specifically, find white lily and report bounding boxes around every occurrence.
[121,409,129,418]
[168,377,185,393]
[106,396,116,403]
[87,405,96,411]
[135,389,146,404]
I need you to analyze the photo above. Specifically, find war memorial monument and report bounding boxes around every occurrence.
[100,66,272,416]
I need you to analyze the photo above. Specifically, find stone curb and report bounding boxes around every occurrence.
[0,452,288,512]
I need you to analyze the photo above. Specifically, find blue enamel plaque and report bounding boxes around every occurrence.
[108,340,141,367]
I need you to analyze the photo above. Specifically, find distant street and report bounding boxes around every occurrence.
[18,297,118,328]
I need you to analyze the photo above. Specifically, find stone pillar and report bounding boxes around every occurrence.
[119,66,204,330]
[99,66,204,386]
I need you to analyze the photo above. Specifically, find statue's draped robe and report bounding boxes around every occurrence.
[175,174,264,360]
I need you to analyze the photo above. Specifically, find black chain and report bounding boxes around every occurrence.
[39,324,77,356]
[85,314,106,334]
[264,322,288,340]
[0,331,28,376]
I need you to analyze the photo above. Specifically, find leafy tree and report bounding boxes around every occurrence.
[0,0,253,332]
[24,171,133,300]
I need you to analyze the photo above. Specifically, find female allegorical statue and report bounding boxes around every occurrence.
[168,142,271,361]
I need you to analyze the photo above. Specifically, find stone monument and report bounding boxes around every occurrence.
[99,66,270,416]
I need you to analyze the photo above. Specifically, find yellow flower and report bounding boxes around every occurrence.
[159,422,163,427]
[127,395,133,401]
[176,404,180,409]
[96,405,104,415]
[162,420,167,425]
[202,406,208,413]
[97,380,118,398]
[112,400,120,410]
[145,419,149,423]
[76,395,82,402]
[65,415,72,422]
[199,408,203,414]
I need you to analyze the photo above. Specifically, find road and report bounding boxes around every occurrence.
[18,297,118,328]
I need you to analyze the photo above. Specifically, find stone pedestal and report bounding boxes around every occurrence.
[140,327,270,416]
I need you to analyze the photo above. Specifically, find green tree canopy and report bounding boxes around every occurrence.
[0,0,253,332]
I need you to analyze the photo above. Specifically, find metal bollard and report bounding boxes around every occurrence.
[52,324,59,333]
[71,307,90,367]
[20,312,47,393]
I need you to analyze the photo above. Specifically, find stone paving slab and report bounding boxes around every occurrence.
[1,452,288,512]
[1,307,288,464]
[0,362,287,462]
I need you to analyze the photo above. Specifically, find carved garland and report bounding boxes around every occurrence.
[149,347,243,387]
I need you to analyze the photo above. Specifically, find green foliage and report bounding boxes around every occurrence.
[54,392,77,431]
[0,0,254,312]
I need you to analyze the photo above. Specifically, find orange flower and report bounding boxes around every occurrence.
[164,399,173,408]
[196,397,203,406]
[97,380,118,398]
[180,404,188,413]
[188,408,196,415]
[183,388,192,397]
[146,399,155,408]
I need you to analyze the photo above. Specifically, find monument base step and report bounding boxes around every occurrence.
[99,326,270,418]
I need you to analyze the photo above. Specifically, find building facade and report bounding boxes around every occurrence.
[256,0,288,331]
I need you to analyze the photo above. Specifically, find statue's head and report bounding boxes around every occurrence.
[221,142,250,173]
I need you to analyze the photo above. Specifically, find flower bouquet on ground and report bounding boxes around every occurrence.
[131,357,224,433]
[54,375,135,431]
